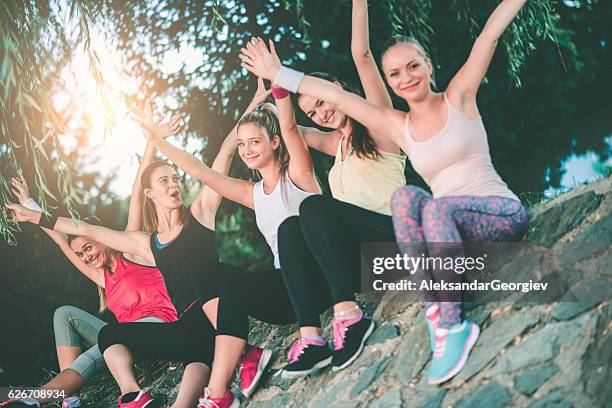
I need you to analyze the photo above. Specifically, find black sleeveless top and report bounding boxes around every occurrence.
[150,211,219,315]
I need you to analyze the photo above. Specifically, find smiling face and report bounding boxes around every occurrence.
[236,123,280,170]
[144,164,183,210]
[70,237,108,269]
[382,42,433,103]
[297,82,348,130]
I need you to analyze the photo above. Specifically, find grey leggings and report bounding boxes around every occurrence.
[53,305,163,383]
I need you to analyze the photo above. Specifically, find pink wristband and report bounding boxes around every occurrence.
[271,86,289,99]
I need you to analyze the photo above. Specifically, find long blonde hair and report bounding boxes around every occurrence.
[141,160,191,232]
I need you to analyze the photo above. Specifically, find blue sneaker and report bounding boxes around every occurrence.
[425,305,440,351]
[428,320,480,385]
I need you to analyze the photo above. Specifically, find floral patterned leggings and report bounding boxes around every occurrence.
[390,185,528,328]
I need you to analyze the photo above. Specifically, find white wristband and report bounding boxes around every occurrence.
[24,198,43,212]
[274,66,305,94]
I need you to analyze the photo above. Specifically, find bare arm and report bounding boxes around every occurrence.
[11,177,105,286]
[297,126,343,156]
[5,203,152,261]
[274,91,321,193]
[351,0,393,109]
[239,38,408,153]
[125,141,155,232]
[447,0,527,115]
[46,232,106,287]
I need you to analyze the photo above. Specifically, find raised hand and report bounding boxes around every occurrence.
[239,38,281,81]
[130,106,183,141]
[252,76,272,106]
[5,202,39,224]
[11,175,30,205]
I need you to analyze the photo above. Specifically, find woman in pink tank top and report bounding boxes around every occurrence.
[240,0,530,386]
[6,113,177,408]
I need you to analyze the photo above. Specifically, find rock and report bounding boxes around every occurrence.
[351,357,392,397]
[527,390,573,408]
[416,389,447,408]
[308,379,352,407]
[392,325,430,382]
[559,213,612,264]
[493,313,597,375]
[457,312,540,381]
[527,191,602,246]
[247,393,294,408]
[456,381,512,408]
[514,363,560,395]
[367,323,400,345]
[370,388,402,408]
[552,302,598,321]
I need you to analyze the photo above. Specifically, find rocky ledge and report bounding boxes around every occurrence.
[82,177,611,408]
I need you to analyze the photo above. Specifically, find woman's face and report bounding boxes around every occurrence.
[145,164,183,210]
[237,123,280,169]
[298,87,348,130]
[70,237,107,269]
[382,42,433,103]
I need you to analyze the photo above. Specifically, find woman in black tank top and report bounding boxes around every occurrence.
[8,85,271,407]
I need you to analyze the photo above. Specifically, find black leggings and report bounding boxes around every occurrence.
[296,195,396,302]
[214,217,333,339]
[98,304,216,366]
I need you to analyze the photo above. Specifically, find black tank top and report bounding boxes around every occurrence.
[150,210,218,315]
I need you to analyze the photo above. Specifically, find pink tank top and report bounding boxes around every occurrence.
[104,256,178,323]
[404,94,519,201]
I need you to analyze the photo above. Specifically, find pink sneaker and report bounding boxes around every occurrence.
[240,346,273,398]
[117,390,155,408]
[197,388,239,408]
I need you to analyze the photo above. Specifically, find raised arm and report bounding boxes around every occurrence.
[351,0,393,109]
[192,77,272,226]
[130,114,255,210]
[296,125,343,157]
[11,176,105,287]
[447,0,528,114]
[274,89,321,193]
[239,38,408,153]
[6,203,152,261]
[125,141,155,231]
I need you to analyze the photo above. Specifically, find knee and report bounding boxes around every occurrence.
[53,305,79,329]
[421,199,450,223]
[391,185,427,208]
[97,323,120,353]
[278,216,301,239]
[299,194,324,218]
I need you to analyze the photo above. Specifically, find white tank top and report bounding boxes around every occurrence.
[404,94,519,201]
[253,174,316,268]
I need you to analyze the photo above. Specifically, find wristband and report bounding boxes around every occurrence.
[24,198,43,212]
[273,66,305,94]
[271,86,289,99]
[39,212,59,230]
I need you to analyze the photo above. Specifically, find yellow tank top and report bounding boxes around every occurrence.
[328,134,406,215]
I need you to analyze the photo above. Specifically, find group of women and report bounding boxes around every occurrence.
[4,1,529,407]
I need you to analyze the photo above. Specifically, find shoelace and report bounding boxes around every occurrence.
[433,331,447,358]
[197,389,220,408]
[332,318,352,351]
[287,338,310,363]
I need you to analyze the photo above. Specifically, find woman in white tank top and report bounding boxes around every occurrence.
[241,0,530,386]
[133,83,352,405]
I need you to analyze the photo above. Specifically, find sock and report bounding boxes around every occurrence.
[18,399,40,407]
[121,391,140,403]
[303,335,326,346]
[335,308,363,326]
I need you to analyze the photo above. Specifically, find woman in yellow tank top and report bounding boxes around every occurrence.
[240,0,529,388]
